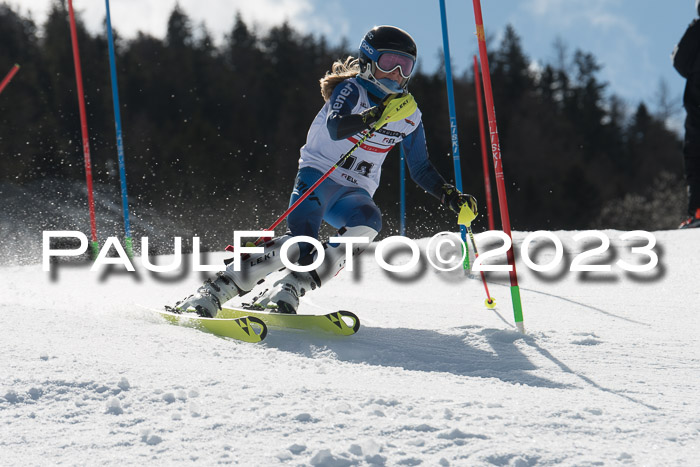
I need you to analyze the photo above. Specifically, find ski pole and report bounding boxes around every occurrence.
[458,205,494,309]
[226,129,375,251]
[0,64,20,95]
[466,226,496,309]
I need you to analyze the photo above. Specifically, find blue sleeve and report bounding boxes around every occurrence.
[401,121,446,199]
[326,81,371,140]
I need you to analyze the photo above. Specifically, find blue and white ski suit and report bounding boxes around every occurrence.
[287,77,446,254]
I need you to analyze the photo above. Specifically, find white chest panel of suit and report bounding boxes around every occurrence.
[299,77,421,197]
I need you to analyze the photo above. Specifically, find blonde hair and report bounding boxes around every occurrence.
[320,56,361,101]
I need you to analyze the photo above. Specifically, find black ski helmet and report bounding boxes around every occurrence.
[358,25,417,95]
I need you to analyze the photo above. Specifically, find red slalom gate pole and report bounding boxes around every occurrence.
[0,64,20,95]
[472,0,525,333]
[473,55,495,231]
[67,0,99,258]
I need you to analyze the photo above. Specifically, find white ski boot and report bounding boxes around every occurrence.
[252,225,378,314]
[171,271,240,317]
[172,235,302,317]
[250,271,319,314]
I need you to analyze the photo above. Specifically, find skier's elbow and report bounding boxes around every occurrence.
[326,116,343,140]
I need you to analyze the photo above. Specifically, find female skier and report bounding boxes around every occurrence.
[173,25,478,316]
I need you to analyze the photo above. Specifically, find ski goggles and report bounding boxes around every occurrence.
[375,51,415,79]
[361,40,416,78]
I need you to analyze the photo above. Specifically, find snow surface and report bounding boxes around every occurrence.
[1,230,699,466]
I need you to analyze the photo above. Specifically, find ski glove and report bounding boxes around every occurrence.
[441,183,478,217]
[360,105,383,127]
[359,92,398,126]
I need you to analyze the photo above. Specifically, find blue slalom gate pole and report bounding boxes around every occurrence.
[105,0,133,257]
[399,146,406,236]
[438,0,468,265]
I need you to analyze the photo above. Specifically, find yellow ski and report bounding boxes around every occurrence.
[218,307,360,336]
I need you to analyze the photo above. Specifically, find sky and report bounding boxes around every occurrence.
[12,0,698,122]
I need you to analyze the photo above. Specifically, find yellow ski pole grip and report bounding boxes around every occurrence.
[458,204,477,226]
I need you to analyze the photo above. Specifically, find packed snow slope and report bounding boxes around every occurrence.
[1,229,699,466]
